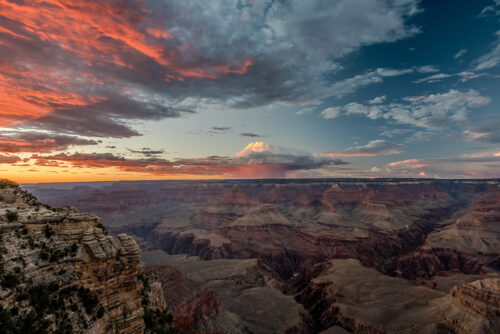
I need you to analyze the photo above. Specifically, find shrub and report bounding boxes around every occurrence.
[5,210,18,223]
[78,287,99,314]
[39,251,49,261]
[1,273,20,289]
[44,224,54,238]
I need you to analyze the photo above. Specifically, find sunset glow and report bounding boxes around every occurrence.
[0,0,499,182]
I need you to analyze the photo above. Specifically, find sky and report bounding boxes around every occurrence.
[0,0,500,182]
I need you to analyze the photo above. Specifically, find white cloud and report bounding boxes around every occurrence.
[330,66,423,98]
[321,107,342,119]
[369,95,386,104]
[463,130,490,141]
[327,89,491,130]
[413,73,453,83]
[415,65,439,73]
[479,0,500,17]
[296,107,315,115]
[454,48,467,59]
[322,139,402,157]
[474,31,500,70]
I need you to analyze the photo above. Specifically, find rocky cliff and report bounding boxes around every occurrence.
[0,180,151,333]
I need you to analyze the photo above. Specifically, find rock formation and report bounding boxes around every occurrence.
[25,178,500,333]
[0,180,147,333]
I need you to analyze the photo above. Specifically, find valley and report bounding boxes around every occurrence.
[25,179,500,333]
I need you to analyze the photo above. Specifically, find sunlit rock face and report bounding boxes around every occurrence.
[25,179,500,333]
[0,180,145,333]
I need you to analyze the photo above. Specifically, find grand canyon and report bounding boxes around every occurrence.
[12,178,498,333]
[2,0,500,333]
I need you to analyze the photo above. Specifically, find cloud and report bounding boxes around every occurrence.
[462,116,500,143]
[415,65,439,73]
[21,95,194,138]
[333,89,490,130]
[212,127,231,132]
[0,0,421,141]
[321,107,342,119]
[31,142,348,178]
[474,31,500,70]
[479,0,500,17]
[127,148,165,157]
[413,71,486,84]
[321,140,402,157]
[207,126,232,135]
[330,65,439,98]
[240,133,265,138]
[0,154,21,164]
[413,73,453,83]
[296,107,315,115]
[0,132,97,153]
[454,48,467,59]
[386,153,500,178]
[368,95,386,104]
[330,67,415,98]
[463,130,490,141]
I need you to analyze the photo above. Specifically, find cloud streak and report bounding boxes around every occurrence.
[321,140,402,157]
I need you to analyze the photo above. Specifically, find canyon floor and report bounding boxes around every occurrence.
[25,179,500,333]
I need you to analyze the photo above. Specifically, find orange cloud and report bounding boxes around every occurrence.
[0,0,252,128]
[388,159,427,168]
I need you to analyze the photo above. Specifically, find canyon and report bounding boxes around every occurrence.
[23,179,500,333]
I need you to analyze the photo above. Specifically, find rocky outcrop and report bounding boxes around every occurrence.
[0,181,146,333]
[451,278,500,317]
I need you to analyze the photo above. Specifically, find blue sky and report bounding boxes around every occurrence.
[1,0,499,181]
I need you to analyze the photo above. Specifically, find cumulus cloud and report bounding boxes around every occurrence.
[321,107,342,119]
[330,89,490,130]
[321,140,402,157]
[368,95,386,104]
